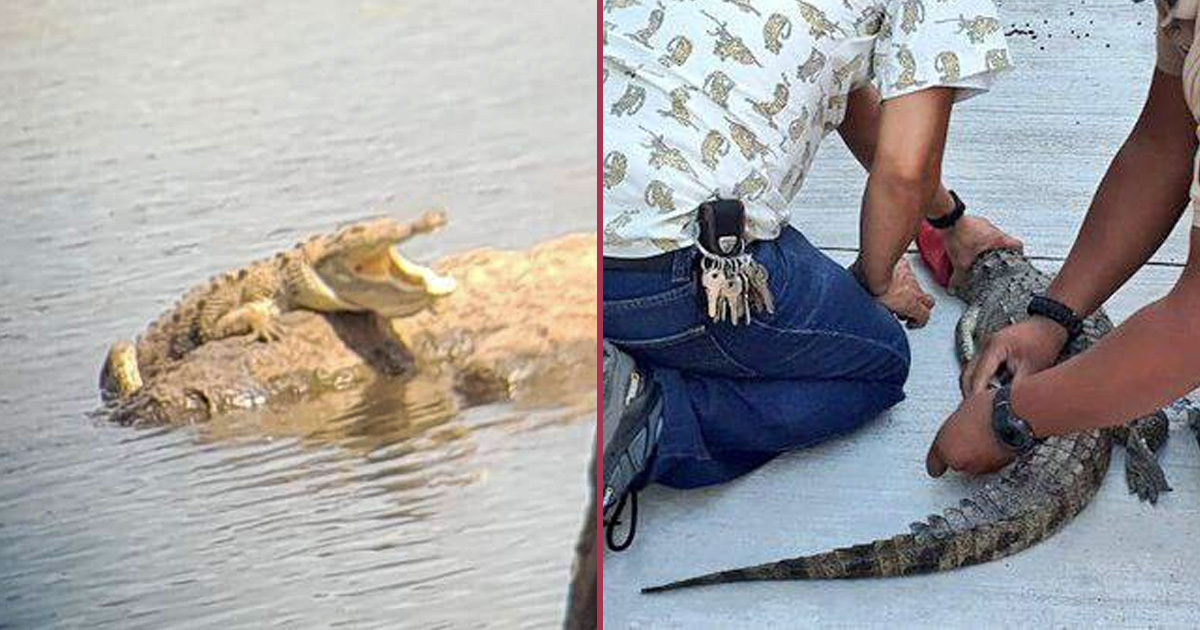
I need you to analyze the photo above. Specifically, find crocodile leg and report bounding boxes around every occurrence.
[954,303,981,364]
[1114,411,1171,504]
[211,299,285,342]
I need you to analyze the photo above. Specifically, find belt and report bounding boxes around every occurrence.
[602,252,676,271]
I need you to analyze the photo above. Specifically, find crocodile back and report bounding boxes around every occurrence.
[955,248,1115,365]
[133,255,289,380]
[936,247,1113,556]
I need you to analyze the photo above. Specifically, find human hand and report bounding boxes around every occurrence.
[926,388,1014,477]
[942,216,1023,287]
[874,258,935,329]
[960,317,1067,396]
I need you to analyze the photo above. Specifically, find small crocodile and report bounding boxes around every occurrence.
[100,225,597,426]
[101,212,457,402]
[644,248,1187,593]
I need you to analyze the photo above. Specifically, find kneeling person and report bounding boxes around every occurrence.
[602,0,1018,549]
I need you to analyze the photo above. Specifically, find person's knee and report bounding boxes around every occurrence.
[888,324,912,385]
[867,316,911,387]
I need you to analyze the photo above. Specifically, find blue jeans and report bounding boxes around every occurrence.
[603,227,910,489]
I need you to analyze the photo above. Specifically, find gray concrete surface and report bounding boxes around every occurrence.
[603,0,1200,627]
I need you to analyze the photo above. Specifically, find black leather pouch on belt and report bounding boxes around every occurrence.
[696,198,747,257]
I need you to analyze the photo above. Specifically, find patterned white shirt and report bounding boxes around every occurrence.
[602,0,1012,258]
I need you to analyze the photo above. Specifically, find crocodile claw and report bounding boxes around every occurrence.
[1124,429,1171,504]
[257,318,286,342]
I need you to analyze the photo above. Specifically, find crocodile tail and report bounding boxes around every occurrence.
[100,341,143,400]
[642,534,958,593]
[642,507,1054,594]
[643,433,1110,594]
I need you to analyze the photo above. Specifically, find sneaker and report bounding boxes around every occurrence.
[602,341,663,551]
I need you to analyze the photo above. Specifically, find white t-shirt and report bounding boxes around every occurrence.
[602,0,1012,258]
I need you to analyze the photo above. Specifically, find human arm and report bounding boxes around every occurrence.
[929,228,1200,475]
[961,68,1198,395]
[840,86,1022,285]
[851,87,956,296]
[840,85,961,227]
[845,0,1017,297]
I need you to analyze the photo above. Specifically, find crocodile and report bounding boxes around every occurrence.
[101,222,597,426]
[644,248,1189,593]
[101,211,456,402]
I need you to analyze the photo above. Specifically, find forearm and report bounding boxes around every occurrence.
[1047,70,1196,316]
[1047,141,1190,316]
[853,88,955,293]
[840,86,958,224]
[1014,228,1200,434]
[1014,283,1200,435]
[856,171,938,292]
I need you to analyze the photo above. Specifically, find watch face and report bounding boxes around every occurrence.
[992,386,1034,453]
[997,421,1029,450]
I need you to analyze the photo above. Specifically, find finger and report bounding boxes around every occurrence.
[965,460,995,476]
[948,267,966,290]
[960,354,980,396]
[919,292,935,309]
[968,347,1006,395]
[1008,356,1035,383]
[996,237,1022,253]
[926,438,948,477]
[906,300,931,328]
[897,298,921,324]
[917,305,932,327]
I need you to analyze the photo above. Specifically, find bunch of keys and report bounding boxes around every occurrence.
[694,198,775,325]
[699,252,775,325]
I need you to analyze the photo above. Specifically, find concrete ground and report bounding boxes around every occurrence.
[603,1,1200,627]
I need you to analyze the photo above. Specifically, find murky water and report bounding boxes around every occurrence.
[0,1,596,627]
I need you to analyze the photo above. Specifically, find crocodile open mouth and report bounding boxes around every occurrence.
[346,245,456,297]
[383,246,457,297]
[316,244,456,318]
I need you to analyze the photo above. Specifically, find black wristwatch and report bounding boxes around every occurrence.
[991,384,1040,454]
[926,190,966,229]
[1027,294,1083,344]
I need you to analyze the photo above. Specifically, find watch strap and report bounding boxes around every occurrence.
[926,190,966,230]
[1027,294,1083,343]
[991,384,1039,454]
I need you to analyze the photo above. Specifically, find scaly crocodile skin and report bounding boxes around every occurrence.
[644,248,1185,593]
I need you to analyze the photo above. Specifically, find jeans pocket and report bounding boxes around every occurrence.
[604,281,756,378]
[612,325,756,378]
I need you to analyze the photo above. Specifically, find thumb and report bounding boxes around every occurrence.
[959,354,980,396]
[926,435,948,478]
[968,345,1006,395]
[948,267,966,291]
